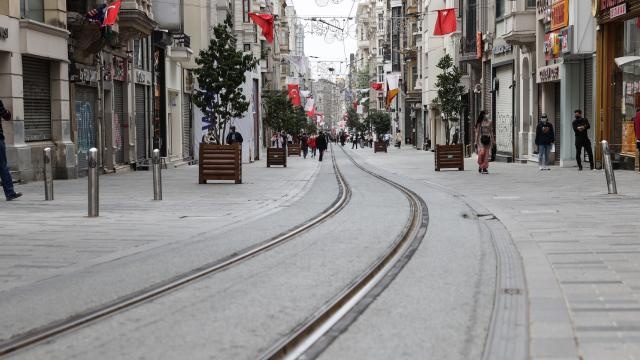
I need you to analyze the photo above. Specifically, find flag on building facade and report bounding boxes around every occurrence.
[385,73,400,108]
[102,0,122,27]
[248,12,274,43]
[371,82,383,91]
[304,97,315,112]
[433,8,456,36]
[287,84,301,106]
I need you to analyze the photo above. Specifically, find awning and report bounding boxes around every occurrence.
[615,56,640,67]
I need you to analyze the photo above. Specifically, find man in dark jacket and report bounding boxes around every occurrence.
[225,125,243,145]
[535,114,555,170]
[0,100,22,201]
[572,109,594,170]
[317,131,328,162]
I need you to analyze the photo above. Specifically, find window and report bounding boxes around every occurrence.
[378,13,384,31]
[244,44,251,52]
[496,0,504,18]
[20,0,44,22]
[377,65,384,82]
[527,0,536,8]
[243,0,250,23]
[378,40,384,56]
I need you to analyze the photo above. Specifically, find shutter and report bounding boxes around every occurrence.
[23,57,51,141]
[554,82,561,163]
[113,81,125,164]
[135,85,147,161]
[584,58,593,126]
[182,94,192,160]
[495,64,513,154]
[484,62,492,116]
[75,86,97,173]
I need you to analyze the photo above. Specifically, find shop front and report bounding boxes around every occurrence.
[595,0,640,170]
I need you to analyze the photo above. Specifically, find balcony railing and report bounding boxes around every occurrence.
[173,33,190,48]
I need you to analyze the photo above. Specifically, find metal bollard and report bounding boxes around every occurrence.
[601,140,617,194]
[88,148,99,217]
[43,147,54,200]
[152,149,162,200]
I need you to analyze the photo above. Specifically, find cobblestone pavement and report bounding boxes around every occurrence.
[351,145,640,360]
[0,156,320,293]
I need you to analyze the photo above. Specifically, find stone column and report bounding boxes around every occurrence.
[50,60,76,179]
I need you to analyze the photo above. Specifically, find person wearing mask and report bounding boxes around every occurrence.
[225,125,243,145]
[572,109,594,171]
[300,132,309,159]
[0,100,22,201]
[475,110,494,174]
[317,131,328,162]
[535,114,555,171]
[351,132,359,149]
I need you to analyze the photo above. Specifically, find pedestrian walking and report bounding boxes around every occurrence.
[301,132,309,159]
[317,132,328,162]
[535,114,555,171]
[309,135,317,158]
[395,131,402,148]
[0,100,22,201]
[351,132,359,149]
[572,109,594,171]
[281,131,287,150]
[226,125,243,145]
[634,107,640,153]
[475,110,494,174]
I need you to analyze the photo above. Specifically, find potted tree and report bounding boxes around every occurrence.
[192,15,258,183]
[370,110,391,153]
[263,91,295,167]
[433,54,465,170]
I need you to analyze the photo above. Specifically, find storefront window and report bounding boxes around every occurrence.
[616,17,640,158]
[20,0,44,22]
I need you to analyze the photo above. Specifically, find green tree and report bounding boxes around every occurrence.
[369,110,391,140]
[434,54,465,145]
[192,14,258,145]
[346,108,360,131]
[263,91,310,136]
[356,66,370,89]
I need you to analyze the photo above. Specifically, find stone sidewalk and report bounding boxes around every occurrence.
[0,154,320,293]
[352,145,640,360]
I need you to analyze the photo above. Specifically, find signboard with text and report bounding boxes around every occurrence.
[550,0,569,31]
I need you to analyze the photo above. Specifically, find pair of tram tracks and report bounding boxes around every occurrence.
[0,146,429,360]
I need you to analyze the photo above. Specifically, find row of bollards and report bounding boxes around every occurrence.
[43,148,163,217]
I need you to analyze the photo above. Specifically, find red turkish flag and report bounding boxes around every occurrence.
[248,12,274,43]
[288,84,301,107]
[102,0,121,27]
[433,8,456,36]
[371,82,383,91]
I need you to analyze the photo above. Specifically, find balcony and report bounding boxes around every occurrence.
[167,33,193,64]
[503,10,536,45]
[118,0,156,41]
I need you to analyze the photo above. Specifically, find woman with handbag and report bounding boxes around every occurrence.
[475,111,494,174]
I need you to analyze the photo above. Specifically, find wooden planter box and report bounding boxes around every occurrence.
[435,144,464,171]
[288,144,301,157]
[267,147,287,167]
[199,143,242,184]
[374,141,388,153]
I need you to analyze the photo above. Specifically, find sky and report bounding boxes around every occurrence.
[288,0,358,79]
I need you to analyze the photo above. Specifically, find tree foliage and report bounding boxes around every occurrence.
[346,108,360,131]
[434,54,465,144]
[263,91,310,136]
[369,110,391,139]
[192,14,258,144]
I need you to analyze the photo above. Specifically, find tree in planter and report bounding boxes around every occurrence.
[346,108,360,133]
[434,54,465,145]
[263,91,297,136]
[369,110,391,141]
[192,14,258,145]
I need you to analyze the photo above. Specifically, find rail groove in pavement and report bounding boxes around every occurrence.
[0,149,351,357]
[260,146,430,360]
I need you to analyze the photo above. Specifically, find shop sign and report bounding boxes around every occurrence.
[0,27,8,39]
[550,0,569,31]
[493,43,513,56]
[537,64,561,83]
[609,2,627,18]
[544,26,572,60]
[476,32,483,59]
[71,66,99,84]
[102,61,112,82]
[134,69,151,85]
[112,57,127,82]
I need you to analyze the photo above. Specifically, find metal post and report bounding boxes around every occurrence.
[601,140,617,194]
[88,148,99,217]
[152,149,162,201]
[43,147,54,201]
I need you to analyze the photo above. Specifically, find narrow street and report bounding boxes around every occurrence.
[2,145,639,359]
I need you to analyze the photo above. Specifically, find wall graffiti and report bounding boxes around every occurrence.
[76,101,95,165]
[113,113,123,151]
[496,112,513,152]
